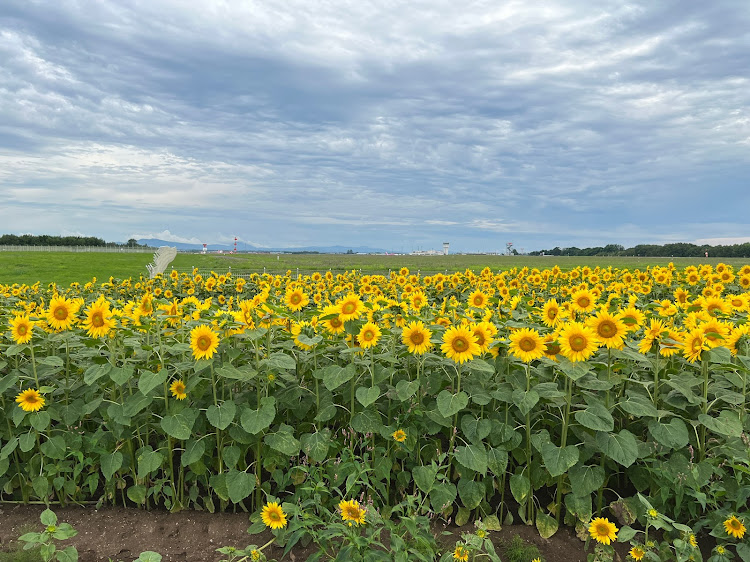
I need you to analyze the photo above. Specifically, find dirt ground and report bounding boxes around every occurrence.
[0,504,611,562]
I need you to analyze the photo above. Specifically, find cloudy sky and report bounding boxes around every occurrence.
[1,1,749,252]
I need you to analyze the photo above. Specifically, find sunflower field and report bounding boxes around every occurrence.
[2,264,750,560]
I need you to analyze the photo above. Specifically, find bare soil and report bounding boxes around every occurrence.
[0,504,607,562]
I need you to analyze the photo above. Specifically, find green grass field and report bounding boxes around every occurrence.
[1,251,749,286]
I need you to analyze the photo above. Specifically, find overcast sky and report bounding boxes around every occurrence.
[1,1,749,252]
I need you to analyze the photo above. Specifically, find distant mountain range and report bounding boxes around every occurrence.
[137,239,391,254]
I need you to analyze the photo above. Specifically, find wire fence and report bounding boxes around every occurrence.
[0,245,153,253]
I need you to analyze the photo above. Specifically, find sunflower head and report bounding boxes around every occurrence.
[588,517,618,545]
[170,379,187,400]
[724,515,746,539]
[16,388,45,412]
[339,499,366,526]
[261,501,288,530]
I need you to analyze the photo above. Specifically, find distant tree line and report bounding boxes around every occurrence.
[528,242,750,258]
[0,234,148,248]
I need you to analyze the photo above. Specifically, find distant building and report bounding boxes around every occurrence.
[443,242,450,255]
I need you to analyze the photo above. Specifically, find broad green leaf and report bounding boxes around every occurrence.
[648,418,689,449]
[512,389,539,416]
[619,395,658,418]
[568,464,605,497]
[461,415,492,445]
[596,430,638,467]
[240,397,276,434]
[536,512,558,539]
[457,478,484,509]
[541,443,579,478]
[617,526,638,542]
[351,409,383,433]
[467,359,495,374]
[429,482,457,513]
[181,439,206,467]
[101,451,123,481]
[226,470,255,503]
[109,365,133,385]
[40,436,66,460]
[322,364,356,391]
[487,447,509,477]
[206,401,236,430]
[57,546,78,562]
[127,484,147,505]
[29,411,50,432]
[216,364,257,381]
[123,393,153,417]
[83,363,112,385]
[395,380,419,401]
[19,432,35,452]
[264,430,300,456]
[0,373,19,394]
[575,401,614,432]
[39,355,64,368]
[32,475,49,499]
[136,553,163,562]
[300,431,331,463]
[412,464,438,494]
[436,390,469,418]
[565,493,592,522]
[40,509,57,526]
[454,444,488,476]
[265,352,296,371]
[138,369,168,395]
[137,449,164,479]
[161,408,199,440]
[355,386,380,408]
[698,411,743,437]
[556,357,591,380]
[510,473,530,504]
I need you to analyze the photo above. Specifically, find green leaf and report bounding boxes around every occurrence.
[487,447,508,477]
[395,380,419,401]
[461,415,492,444]
[56,546,78,562]
[322,363,356,391]
[351,409,383,433]
[699,411,743,437]
[541,443,579,478]
[536,512,559,539]
[39,355,64,368]
[709,347,733,364]
[137,449,164,479]
[300,431,331,463]
[226,470,255,503]
[0,373,19,394]
[467,359,495,374]
[32,476,49,499]
[206,401,236,430]
[736,543,750,562]
[596,430,638,467]
[457,478,484,509]
[265,352,297,371]
[436,390,469,418]
[412,464,438,494]
[240,397,276,434]
[19,432,35,452]
[160,408,199,440]
[512,389,539,416]
[40,509,57,526]
[648,418,689,449]
[454,444,488,476]
[510,473,530,504]
[109,365,133,385]
[83,363,112,385]
[565,493,592,522]
[216,364,257,381]
[40,436,66,460]
[127,484,147,505]
[619,395,658,418]
[29,411,50,432]
[568,464,605,497]
[617,526,638,542]
[138,368,168,395]
[264,430,300,456]
[123,393,153,417]
[429,482,457,513]
[355,386,380,408]
[574,400,614,432]
[181,439,206,467]
[101,452,123,481]
[136,552,163,562]
[556,357,591,380]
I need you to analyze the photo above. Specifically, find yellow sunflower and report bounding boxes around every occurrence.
[471,321,495,353]
[9,315,34,344]
[724,515,746,539]
[190,325,220,360]
[320,304,346,335]
[46,295,78,331]
[570,288,597,314]
[558,322,599,362]
[291,321,317,350]
[540,298,562,327]
[339,499,366,526]
[284,288,309,312]
[16,388,45,412]
[169,379,187,400]
[392,429,407,442]
[83,297,116,338]
[586,311,626,349]
[629,545,645,561]
[401,321,433,354]
[508,327,545,363]
[453,544,469,561]
[589,517,618,545]
[682,328,708,363]
[467,290,489,309]
[441,325,481,364]
[357,322,381,349]
[261,501,288,530]
[337,294,364,322]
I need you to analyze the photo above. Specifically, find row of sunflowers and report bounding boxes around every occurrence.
[2,263,750,561]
